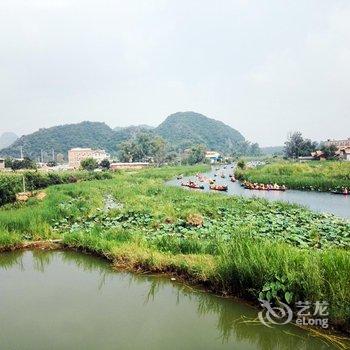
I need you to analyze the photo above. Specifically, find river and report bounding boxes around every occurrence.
[167,165,350,219]
[0,250,345,350]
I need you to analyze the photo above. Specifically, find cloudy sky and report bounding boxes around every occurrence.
[0,0,349,146]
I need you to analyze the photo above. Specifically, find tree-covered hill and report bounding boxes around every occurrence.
[0,112,258,159]
[0,122,115,159]
[155,111,245,152]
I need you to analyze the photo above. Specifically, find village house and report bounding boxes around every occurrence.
[325,138,350,161]
[205,151,221,164]
[68,148,110,169]
[0,158,5,170]
[110,162,150,171]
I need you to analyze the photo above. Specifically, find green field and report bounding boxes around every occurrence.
[0,165,349,332]
[235,161,350,192]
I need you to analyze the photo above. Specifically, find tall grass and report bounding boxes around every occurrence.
[0,164,349,330]
[235,161,350,191]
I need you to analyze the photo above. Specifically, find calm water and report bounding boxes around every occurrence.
[0,250,343,350]
[167,165,350,219]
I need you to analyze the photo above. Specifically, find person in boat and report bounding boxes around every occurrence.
[273,183,279,190]
[343,187,349,195]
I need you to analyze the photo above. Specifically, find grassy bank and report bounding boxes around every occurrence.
[235,161,350,192]
[0,164,349,333]
[0,170,112,206]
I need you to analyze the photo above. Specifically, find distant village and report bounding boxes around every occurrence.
[299,138,350,161]
[0,138,349,173]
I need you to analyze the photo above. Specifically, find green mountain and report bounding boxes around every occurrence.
[0,122,115,159]
[0,132,18,150]
[0,112,249,158]
[155,111,245,152]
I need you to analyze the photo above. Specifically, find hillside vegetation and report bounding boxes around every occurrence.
[0,112,254,159]
[0,122,151,159]
[155,112,245,152]
[235,161,350,192]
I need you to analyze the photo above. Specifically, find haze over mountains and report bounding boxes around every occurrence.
[0,112,256,159]
[0,132,18,150]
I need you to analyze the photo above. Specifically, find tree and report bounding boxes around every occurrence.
[4,158,13,168]
[81,158,98,171]
[118,133,167,163]
[250,143,261,156]
[100,159,110,169]
[184,144,206,165]
[320,144,338,159]
[237,159,246,170]
[10,157,36,171]
[284,132,317,159]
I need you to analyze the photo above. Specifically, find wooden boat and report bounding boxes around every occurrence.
[242,181,286,191]
[210,185,228,192]
[331,190,349,195]
[181,182,204,190]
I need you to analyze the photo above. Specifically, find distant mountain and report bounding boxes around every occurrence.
[0,122,115,159]
[155,111,245,152]
[0,122,154,159]
[261,146,284,155]
[0,132,18,150]
[0,112,250,158]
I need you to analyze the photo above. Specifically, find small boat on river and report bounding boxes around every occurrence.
[210,185,228,192]
[181,181,204,190]
[331,188,349,195]
[242,181,286,192]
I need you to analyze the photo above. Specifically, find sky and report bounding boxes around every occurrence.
[0,0,349,146]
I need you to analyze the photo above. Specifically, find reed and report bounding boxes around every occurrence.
[235,161,350,192]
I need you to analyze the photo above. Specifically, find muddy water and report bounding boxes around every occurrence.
[0,250,344,350]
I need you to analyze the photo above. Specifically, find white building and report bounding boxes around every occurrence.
[0,158,5,170]
[68,148,110,169]
[205,151,221,164]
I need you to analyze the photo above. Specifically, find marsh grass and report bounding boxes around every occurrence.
[0,164,349,330]
[235,161,350,191]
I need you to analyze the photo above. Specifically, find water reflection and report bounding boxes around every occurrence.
[0,250,345,350]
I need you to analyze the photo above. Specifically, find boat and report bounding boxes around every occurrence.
[210,185,228,192]
[242,181,286,191]
[331,190,349,195]
[177,175,183,180]
[181,182,204,190]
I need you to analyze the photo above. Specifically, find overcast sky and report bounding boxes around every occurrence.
[1,0,349,146]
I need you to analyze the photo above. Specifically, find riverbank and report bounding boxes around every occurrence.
[235,161,350,192]
[0,165,349,336]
